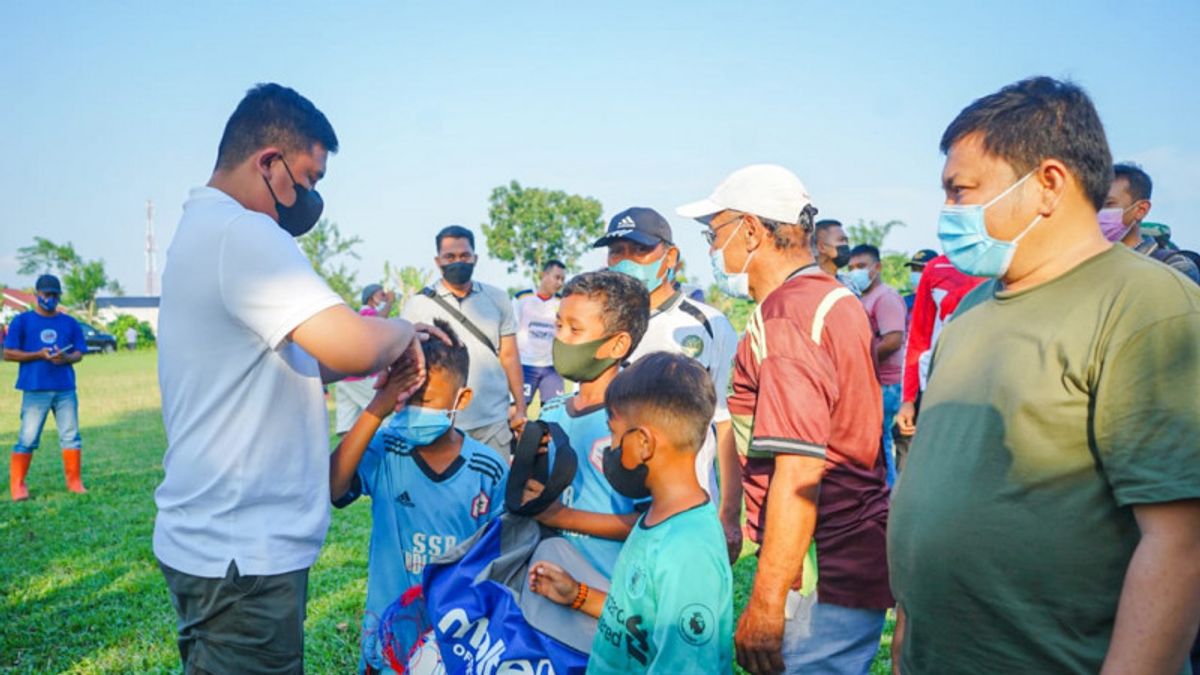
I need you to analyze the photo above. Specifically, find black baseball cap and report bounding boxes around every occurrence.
[904,249,938,268]
[592,207,674,248]
[35,274,62,294]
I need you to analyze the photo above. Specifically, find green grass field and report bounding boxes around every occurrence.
[0,352,892,673]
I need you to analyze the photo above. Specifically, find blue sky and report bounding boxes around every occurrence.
[3,1,1198,295]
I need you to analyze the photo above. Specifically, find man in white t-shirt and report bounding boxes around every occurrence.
[154,83,433,674]
[513,259,566,406]
[595,206,742,562]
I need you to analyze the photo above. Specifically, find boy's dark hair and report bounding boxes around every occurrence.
[422,319,470,388]
[543,259,566,272]
[849,244,881,263]
[435,225,475,252]
[1113,162,1153,201]
[940,76,1112,210]
[215,83,338,170]
[562,270,649,355]
[605,352,716,452]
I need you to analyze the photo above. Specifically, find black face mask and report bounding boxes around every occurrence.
[832,244,852,268]
[442,261,475,286]
[263,158,324,237]
[601,433,651,500]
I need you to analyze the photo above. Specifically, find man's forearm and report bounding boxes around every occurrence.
[748,455,822,611]
[716,421,743,519]
[3,349,41,363]
[876,332,904,362]
[1102,510,1200,675]
[500,340,526,411]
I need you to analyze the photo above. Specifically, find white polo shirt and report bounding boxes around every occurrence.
[628,291,738,498]
[153,186,342,578]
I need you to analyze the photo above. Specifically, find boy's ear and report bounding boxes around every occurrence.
[455,387,474,411]
[602,331,633,361]
[632,427,656,464]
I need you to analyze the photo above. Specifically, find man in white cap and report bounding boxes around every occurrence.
[678,164,891,674]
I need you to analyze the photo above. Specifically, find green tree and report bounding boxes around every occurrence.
[299,218,362,306]
[482,181,605,284]
[382,261,435,315]
[705,283,757,333]
[847,219,913,292]
[105,314,156,349]
[17,237,80,276]
[63,259,122,322]
[16,237,120,321]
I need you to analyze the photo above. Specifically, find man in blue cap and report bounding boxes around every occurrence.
[3,273,87,501]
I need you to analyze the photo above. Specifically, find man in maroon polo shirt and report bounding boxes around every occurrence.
[678,164,891,674]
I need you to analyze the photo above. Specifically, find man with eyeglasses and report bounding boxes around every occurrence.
[401,225,527,458]
[678,164,891,674]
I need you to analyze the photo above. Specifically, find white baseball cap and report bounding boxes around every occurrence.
[676,164,813,224]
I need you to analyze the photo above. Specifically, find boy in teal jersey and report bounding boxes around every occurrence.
[528,352,734,673]
[330,319,508,673]
[530,270,650,578]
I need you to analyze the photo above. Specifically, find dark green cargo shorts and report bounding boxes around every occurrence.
[159,560,308,675]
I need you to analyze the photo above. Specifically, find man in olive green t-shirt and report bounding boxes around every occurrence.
[889,77,1200,675]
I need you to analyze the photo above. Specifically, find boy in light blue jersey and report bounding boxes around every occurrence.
[529,352,734,674]
[330,319,507,674]
[532,270,650,578]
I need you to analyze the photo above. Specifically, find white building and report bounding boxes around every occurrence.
[95,296,161,334]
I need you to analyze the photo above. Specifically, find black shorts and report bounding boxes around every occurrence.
[159,560,308,675]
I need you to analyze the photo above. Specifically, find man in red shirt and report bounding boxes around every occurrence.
[893,254,984,454]
[678,164,891,675]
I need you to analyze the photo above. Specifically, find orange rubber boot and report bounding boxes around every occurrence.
[62,449,87,494]
[10,453,32,501]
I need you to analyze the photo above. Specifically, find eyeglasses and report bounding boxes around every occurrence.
[701,214,744,246]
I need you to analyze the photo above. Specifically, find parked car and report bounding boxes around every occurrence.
[81,323,117,353]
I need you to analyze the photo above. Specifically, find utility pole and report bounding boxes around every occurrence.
[145,199,156,296]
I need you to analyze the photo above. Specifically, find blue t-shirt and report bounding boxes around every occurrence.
[588,501,733,674]
[3,311,84,391]
[335,425,507,672]
[539,395,643,579]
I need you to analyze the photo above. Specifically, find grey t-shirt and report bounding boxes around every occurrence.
[401,280,516,430]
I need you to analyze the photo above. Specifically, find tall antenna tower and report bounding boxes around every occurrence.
[145,199,157,296]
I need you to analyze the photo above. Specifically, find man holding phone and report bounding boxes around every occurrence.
[3,273,87,501]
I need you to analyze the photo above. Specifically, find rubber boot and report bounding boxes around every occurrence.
[62,449,87,494]
[10,453,32,501]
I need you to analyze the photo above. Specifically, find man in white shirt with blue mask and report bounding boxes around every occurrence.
[595,207,743,563]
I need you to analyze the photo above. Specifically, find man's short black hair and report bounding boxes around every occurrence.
[215,83,338,170]
[605,352,716,452]
[561,270,649,355]
[815,219,843,234]
[421,319,469,390]
[543,259,566,272]
[435,225,475,252]
[849,244,881,263]
[940,76,1112,210]
[1113,162,1153,202]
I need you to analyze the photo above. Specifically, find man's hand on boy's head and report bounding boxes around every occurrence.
[413,321,452,346]
[528,561,579,606]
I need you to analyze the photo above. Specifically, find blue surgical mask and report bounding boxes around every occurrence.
[909,271,923,290]
[846,268,873,294]
[610,254,670,292]
[388,405,457,447]
[37,295,59,312]
[938,170,1043,278]
[710,219,753,299]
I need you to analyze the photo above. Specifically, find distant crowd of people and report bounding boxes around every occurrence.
[8,75,1197,675]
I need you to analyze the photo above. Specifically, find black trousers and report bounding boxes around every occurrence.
[160,560,308,675]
